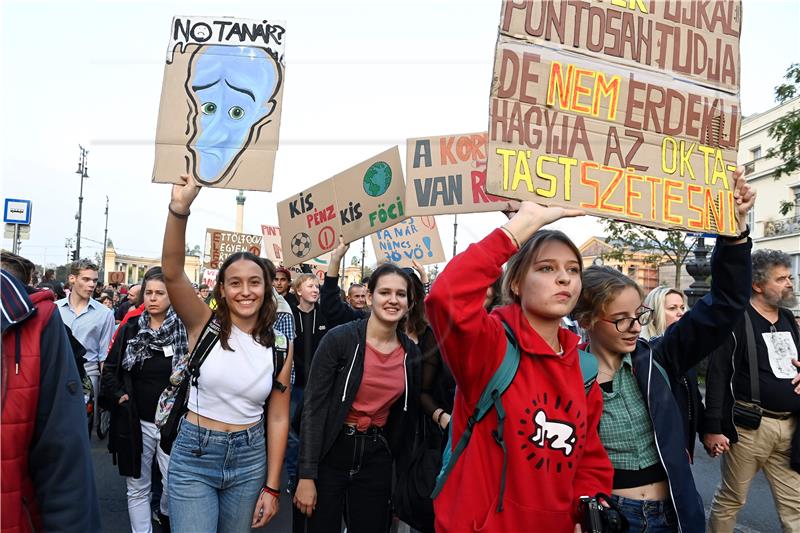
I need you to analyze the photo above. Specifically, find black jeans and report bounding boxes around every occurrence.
[307,427,393,533]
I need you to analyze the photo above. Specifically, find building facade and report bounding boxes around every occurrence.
[103,246,201,285]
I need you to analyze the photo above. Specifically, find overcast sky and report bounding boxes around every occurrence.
[2,0,799,269]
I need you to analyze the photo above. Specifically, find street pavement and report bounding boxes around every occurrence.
[92,435,781,532]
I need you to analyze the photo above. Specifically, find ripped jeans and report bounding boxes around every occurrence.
[307,426,393,533]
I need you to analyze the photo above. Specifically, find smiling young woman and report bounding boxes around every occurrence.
[293,263,421,533]
[159,175,292,532]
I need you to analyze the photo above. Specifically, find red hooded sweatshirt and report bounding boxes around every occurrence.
[425,228,612,533]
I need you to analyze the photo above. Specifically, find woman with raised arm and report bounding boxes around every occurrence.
[572,170,755,532]
[425,201,612,533]
[293,263,421,533]
[160,175,292,531]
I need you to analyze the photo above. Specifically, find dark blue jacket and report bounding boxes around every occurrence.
[628,238,752,533]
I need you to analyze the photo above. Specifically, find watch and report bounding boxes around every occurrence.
[728,224,750,241]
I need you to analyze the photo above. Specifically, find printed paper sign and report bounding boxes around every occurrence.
[202,268,218,289]
[371,216,445,268]
[152,16,286,191]
[277,147,406,267]
[486,1,742,236]
[204,228,263,269]
[406,133,509,215]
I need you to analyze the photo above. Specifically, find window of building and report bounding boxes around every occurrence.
[751,146,761,160]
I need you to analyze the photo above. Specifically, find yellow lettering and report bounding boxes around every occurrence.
[496,148,516,191]
[662,137,678,174]
[535,155,557,198]
[512,150,534,192]
[679,141,696,181]
[560,156,577,201]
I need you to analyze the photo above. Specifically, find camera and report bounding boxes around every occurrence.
[579,495,627,532]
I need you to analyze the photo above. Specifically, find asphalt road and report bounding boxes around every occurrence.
[92,434,782,532]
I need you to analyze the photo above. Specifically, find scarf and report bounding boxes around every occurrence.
[123,307,188,371]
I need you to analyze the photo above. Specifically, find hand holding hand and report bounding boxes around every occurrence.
[791,359,800,394]
[170,174,201,213]
[703,433,730,458]
[251,489,279,527]
[118,394,129,405]
[294,479,317,517]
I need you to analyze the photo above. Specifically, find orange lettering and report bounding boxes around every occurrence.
[579,161,601,209]
[663,179,684,225]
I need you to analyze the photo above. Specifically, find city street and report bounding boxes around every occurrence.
[91,434,781,532]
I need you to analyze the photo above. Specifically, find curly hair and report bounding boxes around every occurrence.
[751,249,791,287]
[573,265,644,329]
[212,252,276,351]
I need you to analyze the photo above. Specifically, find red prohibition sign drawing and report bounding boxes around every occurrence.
[248,245,261,256]
[318,226,336,250]
[420,216,436,229]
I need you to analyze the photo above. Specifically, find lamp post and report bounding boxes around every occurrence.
[360,236,366,280]
[684,237,711,308]
[101,196,109,282]
[452,214,458,257]
[74,145,89,259]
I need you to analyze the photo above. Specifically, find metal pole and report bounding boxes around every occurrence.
[75,146,88,259]
[360,237,366,280]
[12,224,19,254]
[340,255,346,290]
[452,214,458,257]
[101,196,109,281]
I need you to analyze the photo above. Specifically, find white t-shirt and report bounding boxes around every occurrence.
[187,325,274,425]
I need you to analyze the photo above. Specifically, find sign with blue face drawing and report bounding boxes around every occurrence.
[152,16,286,191]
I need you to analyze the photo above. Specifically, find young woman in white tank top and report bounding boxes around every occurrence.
[162,175,292,531]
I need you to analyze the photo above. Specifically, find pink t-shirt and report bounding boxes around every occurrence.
[345,343,405,430]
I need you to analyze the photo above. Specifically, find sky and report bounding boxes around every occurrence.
[2,0,799,271]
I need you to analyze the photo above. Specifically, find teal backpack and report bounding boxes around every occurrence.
[431,323,598,512]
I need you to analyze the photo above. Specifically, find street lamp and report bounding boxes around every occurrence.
[74,145,89,259]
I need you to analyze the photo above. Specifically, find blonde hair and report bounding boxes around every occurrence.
[641,286,686,339]
[292,273,318,293]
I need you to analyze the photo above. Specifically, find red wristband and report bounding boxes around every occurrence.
[262,485,280,498]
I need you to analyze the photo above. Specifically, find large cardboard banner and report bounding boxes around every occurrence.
[487,1,742,236]
[261,224,331,269]
[371,216,445,267]
[277,147,406,267]
[153,16,286,191]
[204,228,263,269]
[406,132,509,215]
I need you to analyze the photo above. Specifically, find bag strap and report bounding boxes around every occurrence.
[578,349,598,391]
[743,311,760,405]
[187,315,221,386]
[431,322,520,510]
[272,331,288,394]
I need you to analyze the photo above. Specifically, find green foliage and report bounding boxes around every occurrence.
[778,200,795,216]
[601,220,696,289]
[766,63,800,179]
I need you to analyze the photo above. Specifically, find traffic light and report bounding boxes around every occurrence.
[71,250,78,261]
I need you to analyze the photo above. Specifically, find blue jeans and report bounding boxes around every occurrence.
[611,495,678,533]
[286,385,304,482]
[167,417,266,533]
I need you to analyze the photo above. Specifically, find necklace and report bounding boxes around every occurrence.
[597,368,616,379]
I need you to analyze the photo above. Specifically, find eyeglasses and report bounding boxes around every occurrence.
[601,307,653,332]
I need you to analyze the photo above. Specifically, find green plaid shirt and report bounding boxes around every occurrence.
[598,354,660,470]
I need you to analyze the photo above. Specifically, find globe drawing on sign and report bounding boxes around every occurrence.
[363,161,392,197]
[290,232,312,258]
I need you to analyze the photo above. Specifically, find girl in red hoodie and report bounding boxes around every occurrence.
[425,202,612,532]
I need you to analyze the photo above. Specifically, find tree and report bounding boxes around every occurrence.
[185,244,202,257]
[766,63,800,180]
[600,220,697,290]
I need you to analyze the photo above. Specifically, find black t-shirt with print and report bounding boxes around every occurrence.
[733,305,800,413]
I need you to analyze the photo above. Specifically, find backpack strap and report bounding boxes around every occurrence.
[578,349,598,392]
[431,322,520,512]
[272,330,289,393]
[187,315,221,386]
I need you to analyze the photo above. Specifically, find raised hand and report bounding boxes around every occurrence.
[170,174,202,213]
[731,166,756,232]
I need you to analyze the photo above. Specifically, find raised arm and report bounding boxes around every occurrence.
[320,237,365,327]
[162,175,212,343]
[654,169,755,377]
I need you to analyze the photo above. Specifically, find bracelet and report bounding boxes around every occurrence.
[261,485,280,499]
[500,226,520,249]
[168,203,190,219]
[437,410,447,425]
[432,408,443,423]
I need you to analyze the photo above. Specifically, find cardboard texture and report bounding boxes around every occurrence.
[153,16,286,191]
[277,147,407,268]
[406,132,510,215]
[370,216,445,268]
[261,224,331,268]
[204,228,264,269]
[487,0,742,236]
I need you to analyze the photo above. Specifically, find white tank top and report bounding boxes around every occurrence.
[187,325,274,425]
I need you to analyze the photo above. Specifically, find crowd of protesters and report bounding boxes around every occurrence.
[3,167,800,533]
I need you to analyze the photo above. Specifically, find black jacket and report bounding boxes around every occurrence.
[298,319,421,480]
[100,320,170,478]
[290,301,329,388]
[704,305,800,470]
[320,275,368,329]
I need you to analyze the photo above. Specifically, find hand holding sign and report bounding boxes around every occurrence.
[171,174,202,213]
[731,166,756,234]
[504,202,584,249]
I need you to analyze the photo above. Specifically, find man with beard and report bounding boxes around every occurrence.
[705,249,800,532]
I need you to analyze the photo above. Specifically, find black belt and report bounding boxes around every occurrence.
[342,424,384,436]
[761,408,795,421]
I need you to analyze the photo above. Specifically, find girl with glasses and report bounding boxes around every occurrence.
[572,170,755,532]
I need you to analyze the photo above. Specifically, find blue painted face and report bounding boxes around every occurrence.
[189,45,280,182]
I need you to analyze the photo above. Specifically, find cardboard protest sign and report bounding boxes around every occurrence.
[371,216,445,268]
[406,133,509,216]
[487,0,742,236]
[152,16,286,191]
[261,224,331,269]
[202,268,218,289]
[204,228,263,269]
[277,147,406,267]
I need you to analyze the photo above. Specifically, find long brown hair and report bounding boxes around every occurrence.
[213,252,276,350]
[573,265,644,329]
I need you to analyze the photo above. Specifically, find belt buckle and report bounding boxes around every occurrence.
[343,425,357,436]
